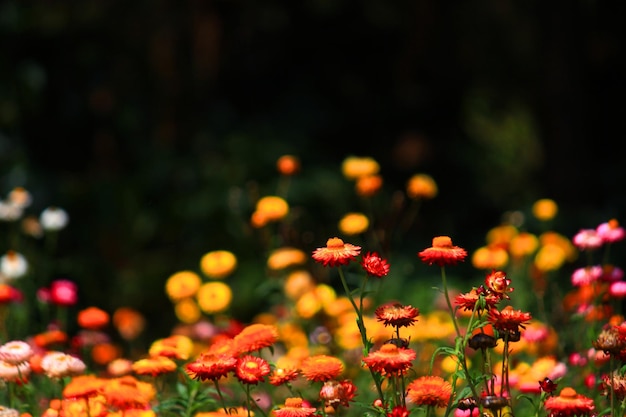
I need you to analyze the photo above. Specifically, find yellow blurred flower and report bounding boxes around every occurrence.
[165,271,202,301]
[441,355,471,375]
[323,296,355,317]
[486,225,518,247]
[294,284,336,319]
[252,196,289,227]
[284,270,315,300]
[197,282,232,314]
[175,298,202,324]
[471,245,509,270]
[341,156,380,180]
[355,175,383,197]
[406,174,438,199]
[200,250,237,279]
[509,232,539,258]
[267,247,307,270]
[539,231,577,261]
[534,244,567,272]
[412,311,456,341]
[338,212,369,236]
[278,322,309,349]
[532,198,558,221]
[149,335,194,361]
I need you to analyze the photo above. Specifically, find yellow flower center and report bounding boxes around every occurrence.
[609,218,619,229]
[285,398,303,408]
[326,237,345,248]
[432,236,452,248]
[560,387,577,399]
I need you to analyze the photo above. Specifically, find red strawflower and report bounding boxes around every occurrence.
[274,398,317,417]
[484,270,513,299]
[418,236,467,266]
[387,405,409,417]
[269,367,299,386]
[406,375,452,408]
[319,379,357,409]
[233,323,279,355]
[454,287,500,312]
[312,237,361,267]
[362,344,416,376]
[185,353,237,382]
[539,377,558,395]
[235,355,271,385]
[361,252,390,278]
[487,306,532,334]
[375,303,419,328]
[300,355,344,382]
[544,387,595,416]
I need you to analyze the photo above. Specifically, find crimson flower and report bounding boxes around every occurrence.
[361,252,390,278]
[418,236,467,266]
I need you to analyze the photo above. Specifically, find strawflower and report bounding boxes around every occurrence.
[487,306,532,334]
[406,375,452,408]
[186,353,237,381]
[375,303,419,328]
[543,387,595,417]
[300,355,344,382]
[361,252,391,278]
[40,351,86,379]
[338,212,370,235]
[273,397,317,417]
[132,355,177,377]
[312,237,361,267]
[200,250,237,279]
[233,323,279,354]
[418,236,467,266]
[597,219,625,243]
[165,271,202,301]
[235,355,271,384]
[362,344,416,376]
[0,340,34,364]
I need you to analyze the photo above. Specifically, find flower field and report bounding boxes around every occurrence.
[0,155,624,417]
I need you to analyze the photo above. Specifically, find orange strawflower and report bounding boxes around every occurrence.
[91,343,121,365]
[132,356,177,377]
[233,323,279,354]
[235,355,271,385]
[300,355,344,382]
[148,335,193,361]
[274,398,317,417]
[33,329,68,348]
[488,306,532,334]
[112,307,146,341]
[406,375,452,408]
[406,174,437,199]
[277,155,300,176]
[485,270,513,299]
[312,238,361,267]
[63,374,107,398]
[186,352,237,381]
[165,271,202,301]
[77,306,110,330]
[418,236,467,266]
[532,198,558,221]
[98,375,155,410]
[355,174,383,197]
[374,303,419,328]
[338,213,369,236]
[269,367,299,386]
[200,250,237,279]
[471,245,508,270]
[362,344,415,376]
[267,247,307,270]
[543,387,595,416]
[454,288,500,312]
[342,156,380,180]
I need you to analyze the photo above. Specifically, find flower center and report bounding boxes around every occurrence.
[432,236,452,248]
[326,237,345,248]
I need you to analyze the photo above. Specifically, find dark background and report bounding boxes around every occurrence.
[1,0,625,341]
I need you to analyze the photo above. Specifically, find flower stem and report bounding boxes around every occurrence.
[213,380,228,414]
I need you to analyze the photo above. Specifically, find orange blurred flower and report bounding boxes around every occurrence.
[509,232,539,258]
[132,356,177,377]
[112,307,146,341]
[91,343,121,366]
[62,374,106,398]
[99,375,156,410]
[338,213,369,236]
[471,245,508,270]
[341,156,380,180]
[148,335,194,361]
[532,198,558,221]
[200,250,237,279]
[77,306,110,330]
[276,155,300,176]
[355,174,383,197]
[406,375,452,408]
[406,174,437,199]
[252,196,289,227]
[197,282,232,314]
[233,323,279,355]
[312,237,361,267]
[300,355,344,382]
[362,344,416,376]
[267,247,307,270]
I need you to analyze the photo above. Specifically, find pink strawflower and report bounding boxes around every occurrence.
[571,266,603,286]
[596,219,625,243]
[49,279,78,306]
[572,229,603,250]
[610,281,626,298]
[0,340,34,364]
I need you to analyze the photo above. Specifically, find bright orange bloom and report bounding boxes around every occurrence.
[33,329,68,348]
[471,245,508,270]
[91,343,121,365]
[485,270,513,299]
[273,398,317,417]
[77,307,110,330]
[186,353,237,381]
[488,306,532,334]
[544,387,595,416]
[418,236,467,267]
[132,356,177,377]
[300,355,344,382]
[112,307,146,341]
[63,374,107,398]
[342,156,380,180]
[532,198,558,221]
[254,196,289,225]
[235,355,270,384]
[99,375,156,410]
[355,174,383,197]
[148,335,193,361]
[200,250,237,279]
[269,367,299,386]
[406,174,437,199]
[233,323,279,354]
[362,344,415,376]
[454,288,500,312]
[267,247,307,270]
[277,155,300,176]
[406,375,452,408]
[374,303,419,328]
[165,271,202,301]
[312,238,361,267]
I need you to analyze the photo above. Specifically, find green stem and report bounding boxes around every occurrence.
[213,380,229,414]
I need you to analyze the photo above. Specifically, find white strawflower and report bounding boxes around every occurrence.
[0,360,31,383]
[40,351,86,379]
[0,201,22,222]
[0,341,34,365]
[40,206,69,231]
[0,251,28,280]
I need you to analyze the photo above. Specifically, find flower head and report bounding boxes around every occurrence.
[406,375,453,408]
[572,229,603,250]
[132,356,177,377]
[312,238,361,267]
[197,282,232,314]
[77,306,110,330]
[40,207,69,231]
[532,199,558,221]
[233,323,279,355]
[165,271,202,301]
[49,279,78,306]
[338,213,369,236]
[200,250,237,279]
[543,387,595,416]
[597,219,625,243]
[487,306,532,334]
[319,379,357,409]
[406,174,438,200]
[235,355,270,384]
[276,155,300,176]
[0,340,34,364]
[484,270,513,299]
[375,303,419,328]
[362,344,416,376]
[356,175,383,197]
[342,156,380,179]
[269,367,299,386]
[418,236,467,266]
[300,355,344,382]
[267,247,307,270]
[273,398,317,417]
[186,353,237,381]
[454,287,500,312]
[361,252,390,278]
[0,250,28,280]
[40,351,86,379]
